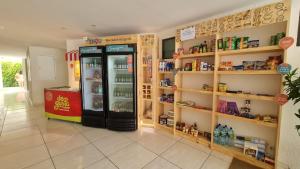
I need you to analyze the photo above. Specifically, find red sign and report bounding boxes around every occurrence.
[279,37,294,49]
[275,94,289,105]
[44,89,82,117]
[127,55,133,73]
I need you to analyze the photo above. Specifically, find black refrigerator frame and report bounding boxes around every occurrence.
[105,44,137,131]
[79,46,107,128]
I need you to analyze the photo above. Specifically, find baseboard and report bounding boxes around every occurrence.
[277,161,290,169]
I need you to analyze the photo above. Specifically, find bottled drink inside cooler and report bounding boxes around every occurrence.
[108,55,134,113]
[82,57,104,111]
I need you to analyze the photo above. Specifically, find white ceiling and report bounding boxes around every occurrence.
[0,0,271,57]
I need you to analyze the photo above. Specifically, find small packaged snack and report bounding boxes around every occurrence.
[244,142,258,158]
[243,61,255,70]
[254,61,267,70]
[241,37,249,49]
[248,40,260,48]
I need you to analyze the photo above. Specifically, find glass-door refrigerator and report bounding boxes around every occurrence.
[106,44,137,131]
[79,46,106,128]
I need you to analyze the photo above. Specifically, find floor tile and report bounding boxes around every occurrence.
[137,133,177,154]
[82,128,117,142]
[211,150,233,163]
[42,125,78,143]
[53,144,104,169]
[121,127,157,141]
[93,134,133,156]
[0,134,44,157]
[108,144,157,169]
[161,142,209,169]
[46,133,89,156]
[0,145,50,169]
[0,126,40,142]
[200,156,230,169]
[24,159,55,169]
[143,157,180,169]
[2,120,37,132]
[180,138,211,154]
[73,124,97,133]
[85,158,117,169]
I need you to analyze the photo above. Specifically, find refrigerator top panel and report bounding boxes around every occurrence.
[81,56,104,112]
[80,46,103,54]
[106,45,134,53]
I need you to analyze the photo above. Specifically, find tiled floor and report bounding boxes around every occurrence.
[0,88,233,169]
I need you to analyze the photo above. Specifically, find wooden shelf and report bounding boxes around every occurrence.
[177,71,214,75]
[158,71,173,74]
[143,98,152,101]
[142,83,152,86]
[217,70,280,75]
[159,102,174,106]
[142,64,148,67]
[156,123,173,133]
[177,88,213,95]
[216,92,275,102]
[175,130,210,146]
[179,52,215,59]
[218,46,283,56]
[159,87,173,91]
[176,104,212,114]
[213,144,274,169]
[216,112,278,128]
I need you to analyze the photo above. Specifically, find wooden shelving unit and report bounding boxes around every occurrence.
[177,71,214,75]
[148,1,290,168]
[218,45,283,56]
[216,112,278,128]
[176,104,212,114]
[175,130,210,146]
[177,88,213,95]
[212,144,274,169]
[179,52,215,59]
[215,92,275,102]
[138,34,158,127]
[217,70,280,75]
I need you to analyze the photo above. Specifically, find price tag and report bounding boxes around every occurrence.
[277,63,291,75]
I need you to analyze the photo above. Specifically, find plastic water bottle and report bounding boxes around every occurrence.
[220,126,228,145]
[227,127,234,146]
[214,124,221,144]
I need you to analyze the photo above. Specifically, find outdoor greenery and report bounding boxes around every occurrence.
[283,68,300,135]
[1,61,22,87]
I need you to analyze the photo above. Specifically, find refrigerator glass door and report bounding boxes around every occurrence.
[81,57,103,111]
[107,55,134,113]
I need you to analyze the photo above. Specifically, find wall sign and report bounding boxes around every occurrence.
[279,36,294,49]
[180,26,196,41]
[277,63,291,74]
[175,0,289,41]
[275,94,289,105]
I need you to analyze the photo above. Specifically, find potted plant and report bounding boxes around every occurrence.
[283,68,300,135]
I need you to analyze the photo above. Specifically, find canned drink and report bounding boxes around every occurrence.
[276,32,285,45]
[270,35,277,45]
[231,36,237,50]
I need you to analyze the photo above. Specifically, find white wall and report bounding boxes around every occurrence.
[27,46,68,105]
[278,0,300,169]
